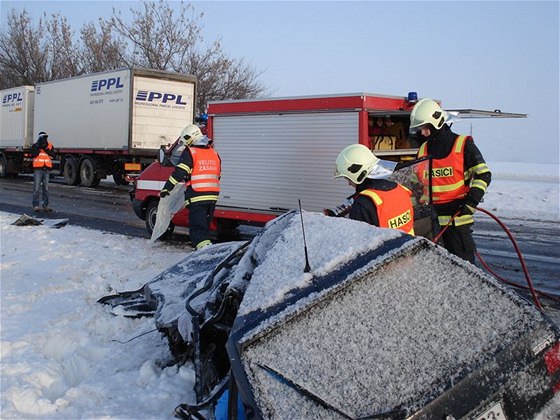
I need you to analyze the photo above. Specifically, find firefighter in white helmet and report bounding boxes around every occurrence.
[325,144,415,235]
[159,124,221,250]
[410,98,492,263]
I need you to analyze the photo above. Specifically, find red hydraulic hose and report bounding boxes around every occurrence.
[475,251,560,304]
[475,207,543,311]
[432,211,461,244]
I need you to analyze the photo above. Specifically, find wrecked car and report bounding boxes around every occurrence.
[100,210,560,419]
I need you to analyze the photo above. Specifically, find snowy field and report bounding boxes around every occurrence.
[1,162,559,419]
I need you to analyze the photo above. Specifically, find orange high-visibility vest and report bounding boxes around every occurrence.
[188,147,221,192]
[417,135,470,204]
[33,143,53,169]
[359,184,415,235]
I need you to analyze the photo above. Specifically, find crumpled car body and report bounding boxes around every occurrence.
[100,211,560,419]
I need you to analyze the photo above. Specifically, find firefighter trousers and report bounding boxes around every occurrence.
[188,201,217,249]
[440,223,476,264]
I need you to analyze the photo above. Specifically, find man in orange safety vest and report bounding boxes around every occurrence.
[326,143,415,236]
[31,131,56,212]
[409,98,492,263]
[160,124,221,250]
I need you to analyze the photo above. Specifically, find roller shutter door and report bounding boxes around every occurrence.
[213,112,359,213]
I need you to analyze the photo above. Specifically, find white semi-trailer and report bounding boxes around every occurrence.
[0,68,197,187]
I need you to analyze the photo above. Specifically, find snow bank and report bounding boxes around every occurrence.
[0,212,194,418]
[476,162,559,222]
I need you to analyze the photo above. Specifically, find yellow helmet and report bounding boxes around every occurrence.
[409,98,447,133]
[179,124,203,146]
[334,144,380,184]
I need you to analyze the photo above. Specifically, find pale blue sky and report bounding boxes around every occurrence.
[2,1,559,165]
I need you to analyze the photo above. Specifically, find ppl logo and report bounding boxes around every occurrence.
[135,91,187,105]
[2,92,23,104]
[91,77,124,92]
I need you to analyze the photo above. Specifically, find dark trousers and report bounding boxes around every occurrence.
[188,201,216,248]
[33,168,50,207]
[441,224,476,264]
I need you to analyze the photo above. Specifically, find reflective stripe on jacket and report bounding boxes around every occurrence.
[359,184,415,235]
[187,147,221,193]
[417,135,471,204]
[33,144,53,169]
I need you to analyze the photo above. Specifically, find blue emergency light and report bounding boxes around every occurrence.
[407,92,418,103]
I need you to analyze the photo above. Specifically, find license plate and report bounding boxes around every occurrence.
[124,163,141,171]
[474,401,507,420]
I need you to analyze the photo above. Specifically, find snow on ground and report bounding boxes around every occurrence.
[482,162,559,222]
[0,162,559,419]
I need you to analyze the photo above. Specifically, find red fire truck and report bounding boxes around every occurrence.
[130,92,524,237]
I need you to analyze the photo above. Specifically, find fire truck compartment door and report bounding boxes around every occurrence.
[212,112,358,213]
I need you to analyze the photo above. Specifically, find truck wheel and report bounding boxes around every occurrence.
[145,201,174,239]
[80,157,100,187]
[63,156,80,185]
[0,154,7,178]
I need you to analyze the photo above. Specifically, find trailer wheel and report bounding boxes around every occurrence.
[146,201,174,239]
[63,156,80,185]
[0,154,7,178]
[80,157,100,187]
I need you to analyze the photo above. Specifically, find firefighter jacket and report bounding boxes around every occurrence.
[162,145,221,205]
[349,178,415,235]
[31,141,55,169]
[416,125,491,227]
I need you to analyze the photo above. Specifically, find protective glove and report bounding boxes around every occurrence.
[323,198,354,218]
[159,189,170,198]
[460,201,477,215]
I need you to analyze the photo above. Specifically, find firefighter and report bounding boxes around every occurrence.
[31,131,55,212]
[159,124,221,250]
[409,98,492,263]
[326,144,415,235]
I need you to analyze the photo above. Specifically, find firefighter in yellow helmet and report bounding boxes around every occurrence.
[326,144,415,235]
[410,98,492,263]
[159,124,221,250]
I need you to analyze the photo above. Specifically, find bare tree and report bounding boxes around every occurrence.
[110,0,201,71]
[43,13,83,80]
[110,0,268,113]
[0,9,49,88]
[0,10,84,88]
[80,19,126,73]
[191,41,267,113]
[1,0,268,111]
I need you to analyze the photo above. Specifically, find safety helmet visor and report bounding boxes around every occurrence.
[409,123,430,134]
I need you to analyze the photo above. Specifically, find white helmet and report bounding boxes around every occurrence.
[179,124,203,146]
[334,144,380,184]
[409,98,448,133]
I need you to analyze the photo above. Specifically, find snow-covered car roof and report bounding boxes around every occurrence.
[226,212,554,418]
